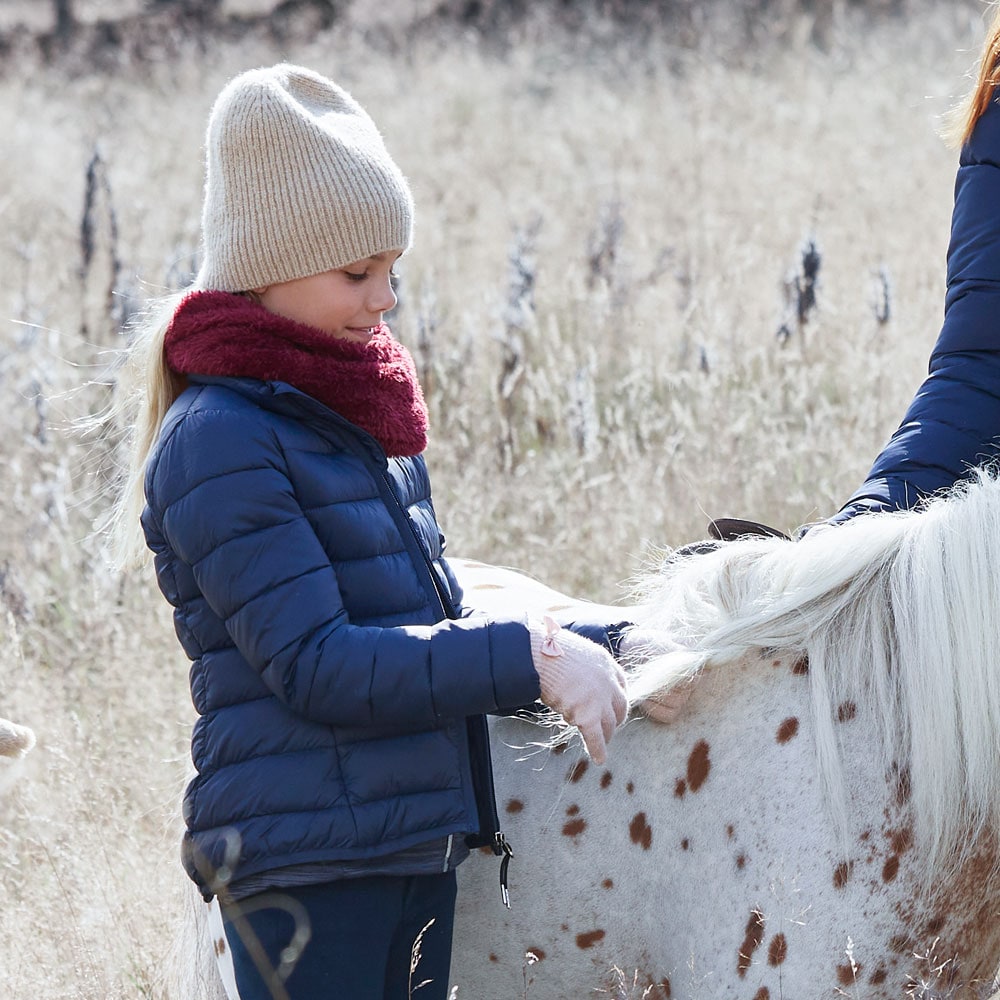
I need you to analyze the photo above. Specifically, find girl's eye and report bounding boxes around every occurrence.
[343,271,367,283]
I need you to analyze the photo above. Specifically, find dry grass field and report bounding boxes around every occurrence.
[0,0,993,996]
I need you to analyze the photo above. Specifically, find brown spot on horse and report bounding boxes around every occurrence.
[506,798,524,813]
[526,947,546,961]
[687,740,711,791]
[626,781,634,794]
[562,818,586,838]
[644,977,671,998]
[753,990,770,1000]
[837,962,861,985]
[576,929,605,949]
[837,701,857,722]
[736,854,747,870]
[891,762,912,805]
[792,655,809,675]
[768,933,787,966]
[602,878,613,889]
[674,778,686,798]
[889,828,913,854]
[214,937,226,957]
[600,770,612,789]
[883,855,900,883]
[870,967,887,985]
[569,759,589,783]
[681,838,689,850]
[737,910,765,977]
[833,861,853,889]
[776,717,799,743]
[566,804,579,816]
[629,812,653,850]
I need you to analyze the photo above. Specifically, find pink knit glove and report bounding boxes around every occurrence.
[530,617,629,764]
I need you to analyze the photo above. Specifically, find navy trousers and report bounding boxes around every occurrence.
[218,872,458,1000]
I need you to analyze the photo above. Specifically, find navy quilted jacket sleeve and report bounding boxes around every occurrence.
[144,392,540,730]
[841,97,1000,516]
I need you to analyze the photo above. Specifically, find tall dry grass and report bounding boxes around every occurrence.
[0,1,990,996]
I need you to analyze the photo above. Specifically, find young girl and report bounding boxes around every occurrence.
[111,64,630,1000]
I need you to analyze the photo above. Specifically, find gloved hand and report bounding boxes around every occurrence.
[617,626,682,661]
[618,627,697,724]
[530,617,628,765]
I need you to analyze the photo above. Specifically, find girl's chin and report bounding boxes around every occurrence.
[334,327,375,343]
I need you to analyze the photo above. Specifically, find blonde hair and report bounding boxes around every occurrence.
[945,2,1000,148]
[103,291,188,571]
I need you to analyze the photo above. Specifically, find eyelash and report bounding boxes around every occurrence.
[343,270,400,285]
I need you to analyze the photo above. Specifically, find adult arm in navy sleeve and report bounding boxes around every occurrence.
[836,98,1000,521]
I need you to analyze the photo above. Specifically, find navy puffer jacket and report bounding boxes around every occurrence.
[142,375,541,898]
[842,95,1000,516]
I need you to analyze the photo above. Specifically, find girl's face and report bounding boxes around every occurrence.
[255,250,401,344]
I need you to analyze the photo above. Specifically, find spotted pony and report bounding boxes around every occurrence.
[178,474,1000,999]
[451,477,1000,999]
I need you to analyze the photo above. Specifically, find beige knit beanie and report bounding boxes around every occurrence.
[195,64,414,292]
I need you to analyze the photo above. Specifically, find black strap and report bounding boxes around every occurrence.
[708,517,790,542]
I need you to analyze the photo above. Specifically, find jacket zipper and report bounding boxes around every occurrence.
[376,465,514,908]
[268,386,515,906]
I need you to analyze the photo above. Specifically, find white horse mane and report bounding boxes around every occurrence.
[627,471,1000,876]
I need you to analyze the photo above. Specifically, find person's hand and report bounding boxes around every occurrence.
[617,626,682,662]
[618,627,697,724]
[638,682,697,724]
[530,617,628,764]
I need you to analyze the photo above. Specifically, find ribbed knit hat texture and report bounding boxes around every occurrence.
[195,64,414,292]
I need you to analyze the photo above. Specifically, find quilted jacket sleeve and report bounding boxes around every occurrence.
[839,97,1000,518]
[144,401,541,729]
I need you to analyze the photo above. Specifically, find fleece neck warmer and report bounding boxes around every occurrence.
[165,291,428,457]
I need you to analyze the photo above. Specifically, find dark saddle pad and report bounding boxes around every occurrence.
[708,517,790,542]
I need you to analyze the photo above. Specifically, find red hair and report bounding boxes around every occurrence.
[948,4,1000,147]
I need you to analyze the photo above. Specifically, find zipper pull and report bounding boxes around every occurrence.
[496,832,514,909]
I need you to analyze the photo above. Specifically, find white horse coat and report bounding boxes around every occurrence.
[449,478,1000,999]
[178,475,1000,999]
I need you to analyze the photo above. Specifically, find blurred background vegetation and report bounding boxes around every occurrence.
[0,0,990,996]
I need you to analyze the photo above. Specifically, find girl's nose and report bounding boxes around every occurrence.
[370,275,397,314]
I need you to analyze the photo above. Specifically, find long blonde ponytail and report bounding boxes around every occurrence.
[103,291,188,571]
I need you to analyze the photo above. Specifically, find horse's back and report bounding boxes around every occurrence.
[452,647,999,999]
